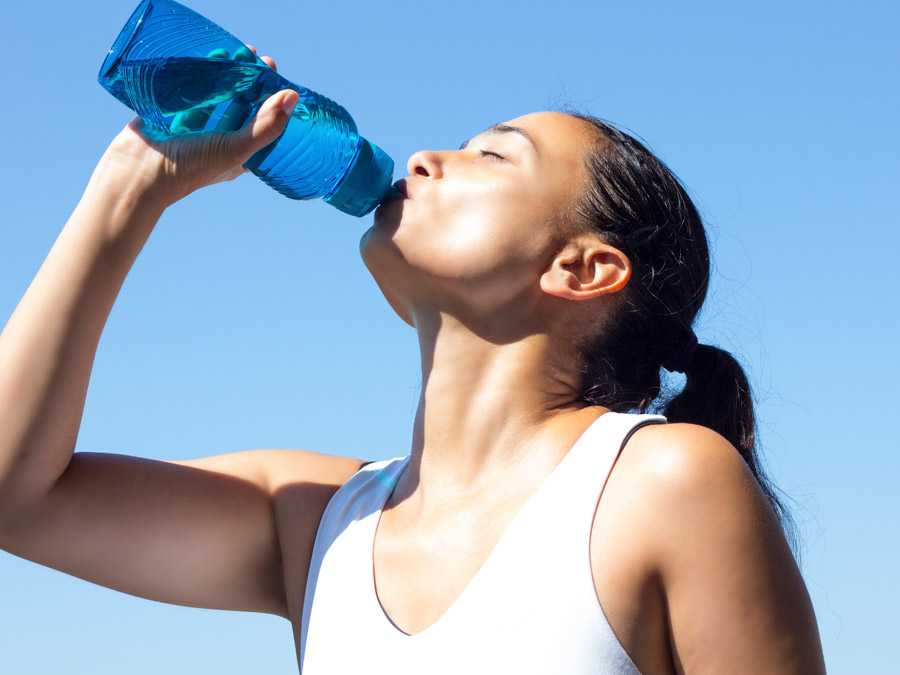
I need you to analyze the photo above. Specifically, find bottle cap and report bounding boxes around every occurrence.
[325,138,395,217]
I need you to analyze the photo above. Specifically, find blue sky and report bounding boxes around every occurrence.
[1,0,897,671]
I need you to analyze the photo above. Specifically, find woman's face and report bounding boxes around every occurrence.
[360,111,590,327]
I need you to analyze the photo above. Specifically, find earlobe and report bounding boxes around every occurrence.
[540,242,631,301]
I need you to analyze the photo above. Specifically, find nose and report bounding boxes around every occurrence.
[407,149,445,179]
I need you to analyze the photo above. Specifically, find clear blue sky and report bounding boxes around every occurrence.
[1,0,897,671]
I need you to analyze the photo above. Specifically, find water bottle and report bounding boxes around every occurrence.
[98,0,395,217]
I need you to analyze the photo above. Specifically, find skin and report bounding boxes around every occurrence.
[0,60,825,674]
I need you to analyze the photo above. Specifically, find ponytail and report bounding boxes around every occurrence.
[667,344,797,550]
[665,344,754,457]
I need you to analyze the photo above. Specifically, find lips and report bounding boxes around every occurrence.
[375,179,407,213]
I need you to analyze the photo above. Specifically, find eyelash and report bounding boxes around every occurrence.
[478,149,505,161]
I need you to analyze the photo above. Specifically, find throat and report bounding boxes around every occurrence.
[413,334,585,489]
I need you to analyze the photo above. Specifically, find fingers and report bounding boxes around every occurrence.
[232,45,256,62]
[213,46,277,132]
[172,108,213,134]
[172,46,276,135]
[244,43,277,70]
[215,100,252,133]
[230,89,298,156]
[171,47,240,133]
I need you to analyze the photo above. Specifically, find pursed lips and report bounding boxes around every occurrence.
[393,179,409,199]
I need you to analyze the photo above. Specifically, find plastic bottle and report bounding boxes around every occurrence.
[98,0,395,217]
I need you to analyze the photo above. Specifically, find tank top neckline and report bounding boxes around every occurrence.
[366,410,618,639]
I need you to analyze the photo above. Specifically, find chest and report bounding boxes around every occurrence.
[373,496,528,635]
[370,475,674,674]
[373,499,663,631]
[303,491,644,675]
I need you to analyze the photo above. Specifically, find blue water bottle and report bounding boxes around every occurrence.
[98,0,395,217]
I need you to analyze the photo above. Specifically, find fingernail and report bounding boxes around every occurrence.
[279,93,297,116]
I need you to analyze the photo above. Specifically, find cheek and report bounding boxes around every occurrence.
[428,182,551,266]
[362,177,563,296]
[419,214,529,282]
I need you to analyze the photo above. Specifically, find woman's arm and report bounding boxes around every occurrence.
[603,423,826,674]
[0,87,350,617]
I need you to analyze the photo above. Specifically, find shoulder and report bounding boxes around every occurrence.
[619,421,758,503]
[595,422,824,671]
[608,421,777,563]
[592,420,789,598]
[624,420,747,474]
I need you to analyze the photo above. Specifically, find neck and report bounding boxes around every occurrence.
[401,313,593,501]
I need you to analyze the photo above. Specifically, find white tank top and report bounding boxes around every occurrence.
[301,412,666,674]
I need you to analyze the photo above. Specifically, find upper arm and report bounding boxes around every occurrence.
[0,448,364,618]
[629,424,825,674]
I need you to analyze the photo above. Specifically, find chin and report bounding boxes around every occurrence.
[358,221,392,269]
[358,227,415,328]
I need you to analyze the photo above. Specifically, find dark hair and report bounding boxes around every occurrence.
[569,114,795,547]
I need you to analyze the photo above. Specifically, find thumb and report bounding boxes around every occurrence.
[230,89,299,159]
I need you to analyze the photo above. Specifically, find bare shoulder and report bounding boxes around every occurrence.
[597,422,770,550]
[598,421,825,673]
[615,422,763,513]
[607,421,786,588]
[621,421,750,481]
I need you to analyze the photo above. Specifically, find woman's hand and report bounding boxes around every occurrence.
[95,51,299,208]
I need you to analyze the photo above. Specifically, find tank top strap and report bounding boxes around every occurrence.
[531,411,667,541]
[560,411,667,500]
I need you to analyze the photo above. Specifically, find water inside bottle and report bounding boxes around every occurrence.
[99,55,360,201]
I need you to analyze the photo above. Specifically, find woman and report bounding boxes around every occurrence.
[0,62,825,673]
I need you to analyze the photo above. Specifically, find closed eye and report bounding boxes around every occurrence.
[478,149,506,160]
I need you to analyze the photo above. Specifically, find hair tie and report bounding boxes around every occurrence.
[663,331,698,373]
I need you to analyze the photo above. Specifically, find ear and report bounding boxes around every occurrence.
[540,239,631,301]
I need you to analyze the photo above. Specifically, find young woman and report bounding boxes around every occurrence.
[0,63,825,673]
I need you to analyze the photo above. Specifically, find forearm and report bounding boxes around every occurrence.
[0,156,167,513]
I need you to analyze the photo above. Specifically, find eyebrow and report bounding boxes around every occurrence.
[459,124,539,154]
